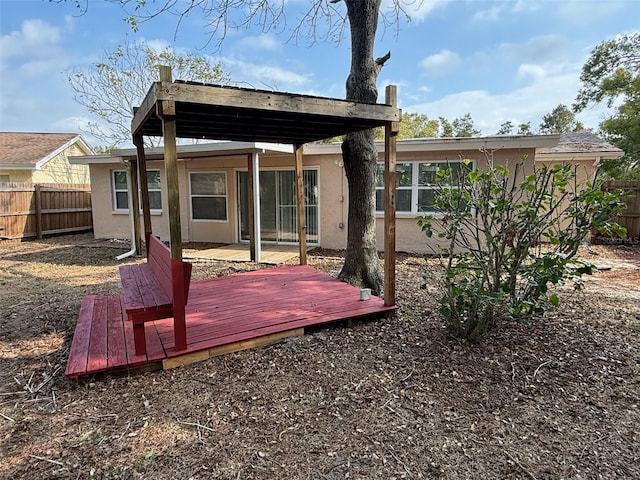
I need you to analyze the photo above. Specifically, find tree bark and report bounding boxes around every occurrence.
[338,0,386,295]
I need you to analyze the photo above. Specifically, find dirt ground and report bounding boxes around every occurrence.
[1,233,639,480]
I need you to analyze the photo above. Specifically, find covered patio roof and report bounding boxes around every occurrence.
[132,80,400,144]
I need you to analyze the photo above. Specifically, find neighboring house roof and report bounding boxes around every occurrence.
[0,132,94,170]
[536,132,624,161]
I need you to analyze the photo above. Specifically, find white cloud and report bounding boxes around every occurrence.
[499,34,568,64]
[517,64,546,81]
[236,34,281,51]
[472,6,502,21]
[472,0,539,21]
[222,57,310,90]
[553,0,625,25]
[0,19,63,60]
[405,65,612,135]
[145,38,172,54]
[406,0,452,21]
[420,49,461,75]
[379,0,451,22]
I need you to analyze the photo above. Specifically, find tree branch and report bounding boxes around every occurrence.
[375,51,391,67]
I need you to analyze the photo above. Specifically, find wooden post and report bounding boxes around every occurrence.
[294,143,307,265]
[384,85,399,307]
[133,134,151,250]
[247,152,261,262]
[158,65,186,351]
[34,184,42,239]
[128,158,143,256]
[247,154,255,261]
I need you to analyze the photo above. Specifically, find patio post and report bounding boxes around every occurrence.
[133,134,152,249]
[384,85,398,307]
[128,157,142,256]
[248,152,262,262]
[158,65,187,351]
[294,143,307,265]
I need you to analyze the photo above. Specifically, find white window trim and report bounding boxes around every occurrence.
[189,171,228,222]
[376,160,473,217]
[111,169,162,214]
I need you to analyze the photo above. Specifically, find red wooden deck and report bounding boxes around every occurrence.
[65,265,395,379]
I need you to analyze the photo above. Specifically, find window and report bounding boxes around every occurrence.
[190,172,227,221]
[376,161,471,215]
[0,174,10,182]
[112,170,162,212]
[112,171,129,211]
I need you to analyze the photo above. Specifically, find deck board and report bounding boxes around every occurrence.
[66,265,395,379]
[86,296,109,374]
[106,296,127,369]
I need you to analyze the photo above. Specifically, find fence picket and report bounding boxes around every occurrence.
[0,183,93,239]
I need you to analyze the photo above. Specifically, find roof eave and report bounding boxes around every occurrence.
[0,164,36,170]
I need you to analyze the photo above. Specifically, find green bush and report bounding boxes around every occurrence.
[418,153,626,341]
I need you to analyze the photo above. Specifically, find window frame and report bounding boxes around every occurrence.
[111,169,162,213]
[189,171,228,222]
[376,160,472,216]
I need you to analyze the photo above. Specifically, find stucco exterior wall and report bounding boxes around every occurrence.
[90,160,168,240]
[86,144,577,254]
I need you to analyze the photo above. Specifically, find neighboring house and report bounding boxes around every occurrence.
[0,132,93,184]
[69,133,623,254]
[537,132,624,184]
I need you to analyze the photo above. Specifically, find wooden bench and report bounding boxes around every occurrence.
[119,235,192,355]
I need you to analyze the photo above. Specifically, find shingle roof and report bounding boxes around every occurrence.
[541,132,623,155]
[0,132,79,166]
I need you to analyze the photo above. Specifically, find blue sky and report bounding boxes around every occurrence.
[1,0,639,148]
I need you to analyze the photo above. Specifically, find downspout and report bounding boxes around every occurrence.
[116,166,137,260]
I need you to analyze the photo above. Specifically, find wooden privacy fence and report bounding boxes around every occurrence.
[0,183,93,240]
[596,180,640,243]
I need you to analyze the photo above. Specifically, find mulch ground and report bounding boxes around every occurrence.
[1,234,639,479]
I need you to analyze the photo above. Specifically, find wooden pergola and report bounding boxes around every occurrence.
[130,66,400,351]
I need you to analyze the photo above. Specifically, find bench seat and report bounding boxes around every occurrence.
[119,235,192,355]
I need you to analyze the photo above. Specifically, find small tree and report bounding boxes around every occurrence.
[517,122,534,135]
[452,113,481,137]
[496,121,515,135]
[574,33,640,179]
[67,36,229,147]
[539,104,586,134]
[418,153,625,341]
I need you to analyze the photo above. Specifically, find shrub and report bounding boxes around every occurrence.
[418,153,626,341]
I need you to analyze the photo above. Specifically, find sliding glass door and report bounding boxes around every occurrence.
[237,169,318,244]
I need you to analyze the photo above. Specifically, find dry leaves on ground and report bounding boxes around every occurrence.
[1,234,639,479]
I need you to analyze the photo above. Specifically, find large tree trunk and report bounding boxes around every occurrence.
[338,0,386,295]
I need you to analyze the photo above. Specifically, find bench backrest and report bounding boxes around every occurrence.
[147,235,192,303]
